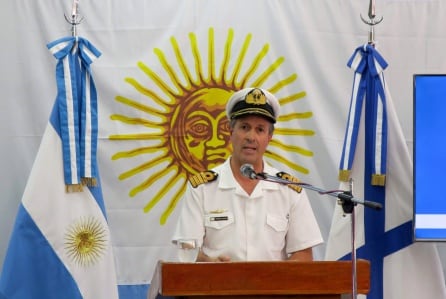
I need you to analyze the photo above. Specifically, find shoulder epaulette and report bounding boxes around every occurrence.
[276,171,302,193]
[189,170,218,188]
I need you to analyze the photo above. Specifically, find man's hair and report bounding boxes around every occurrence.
[229,118,275,134]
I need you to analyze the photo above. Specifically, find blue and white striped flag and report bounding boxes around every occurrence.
[339,44,387,187]
[326,45,446,299]
[0,37,118,299]
[47,36,101,190]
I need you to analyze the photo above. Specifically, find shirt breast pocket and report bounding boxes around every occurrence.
[204,212,235,249]
[266,214,288,250]
[266,214,288,232]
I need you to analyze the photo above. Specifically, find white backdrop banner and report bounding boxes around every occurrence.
[1,1,446,298]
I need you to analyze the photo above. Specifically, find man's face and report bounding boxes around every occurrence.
[230,115,273,167]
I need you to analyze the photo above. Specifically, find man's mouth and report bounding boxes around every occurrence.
[242,146,257,151]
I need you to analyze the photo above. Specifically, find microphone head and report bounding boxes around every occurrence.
[240,163,257,179]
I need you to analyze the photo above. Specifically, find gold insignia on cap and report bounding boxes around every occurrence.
[189,170,218,188]
[276,171,302,193]
[245,88,266,105]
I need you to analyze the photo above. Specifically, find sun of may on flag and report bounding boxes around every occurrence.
[0,34,119,299]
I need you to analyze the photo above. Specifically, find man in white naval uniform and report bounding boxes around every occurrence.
[172,87,323,262]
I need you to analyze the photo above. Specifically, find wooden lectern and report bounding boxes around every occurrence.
[148,260,370,299]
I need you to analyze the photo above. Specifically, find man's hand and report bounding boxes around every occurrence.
[197,250,231,262]
[288,248,313,261]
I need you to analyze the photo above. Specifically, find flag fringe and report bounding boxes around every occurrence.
[81,177,98,187]
[338,170,351,182]
[65,178,97,193]
[66,184,84,193]
[371,174,386,186]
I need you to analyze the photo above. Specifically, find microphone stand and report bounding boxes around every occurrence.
[256,172,382,210]
[255,172,382,299]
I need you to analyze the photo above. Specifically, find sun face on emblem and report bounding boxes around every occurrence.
[65,217,107,267]
[110,27,314,225]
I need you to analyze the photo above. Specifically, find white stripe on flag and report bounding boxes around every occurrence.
[48,40,71,55]
[84,73,92,177]
[62,57,79,184]
[341,73,362,171]
[22,124,118,299]
[374,91,383,175]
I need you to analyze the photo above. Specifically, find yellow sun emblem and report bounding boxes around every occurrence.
[110,27,314,225]
[65,217,107,267]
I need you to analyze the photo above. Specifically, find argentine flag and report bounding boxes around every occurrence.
[325,46,446,298]
[0,37,118,299]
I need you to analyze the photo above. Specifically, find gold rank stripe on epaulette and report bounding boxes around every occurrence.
[189,171,218,188]
[276,172,302,193]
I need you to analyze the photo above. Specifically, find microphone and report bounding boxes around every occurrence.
[240,164,258,179]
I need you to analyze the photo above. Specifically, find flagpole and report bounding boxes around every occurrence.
[360,0,383,45]
[343,2,384,299]
[254,172,382,210]
[64,0,83,37]
[348,179,357,299]
[252,171,379,299]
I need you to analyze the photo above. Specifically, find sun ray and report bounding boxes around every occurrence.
[137,61,178,100]
[143,169,186,214]
[112,145,166,159]
[279,90,307,105]
[109,133,166,141]
[268,74,298,94]
[269,139,313,157]
[279,112,313,122]
[252,57,284,88]
[189,33,206,85]
[265,151,310,174]
[169,37,195,89]
[109,115,163,127]
[124,77,173,108]
[238,44,269,88]
[130,162,175,197]
[231,33,252,88]
[275,128,315,136]
[220,29,235,85]
[208,28,216,83]
[120,155,170,181]
[160,180,187,225]
[114,95,166,116]
[149,48,186,93]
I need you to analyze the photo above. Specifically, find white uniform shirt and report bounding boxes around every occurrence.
[172,158,323,261]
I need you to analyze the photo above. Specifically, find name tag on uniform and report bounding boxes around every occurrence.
[205,209,234,228]
[210,216,229,221]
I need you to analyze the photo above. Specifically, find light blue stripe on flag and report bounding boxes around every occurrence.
[0,38,118,299]
[117,284,176,299]
[0,206,82,299]
[47,36,101,188]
